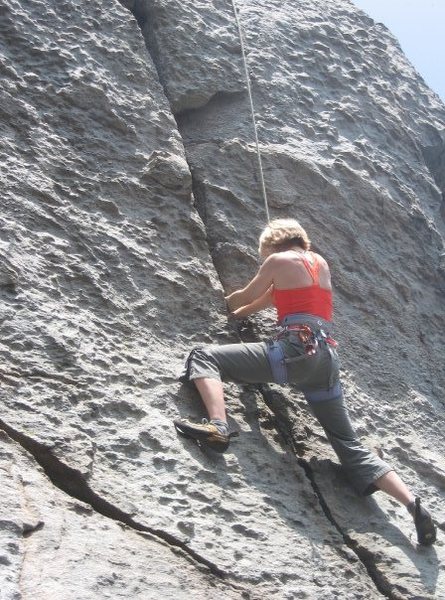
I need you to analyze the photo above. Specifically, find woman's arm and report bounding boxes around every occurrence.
[231,287,273,319]
[225,255,276,311]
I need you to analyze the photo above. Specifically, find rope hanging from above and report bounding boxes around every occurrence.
[230,0,270,223]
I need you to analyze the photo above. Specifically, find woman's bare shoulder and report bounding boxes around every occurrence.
[311,251,329,267]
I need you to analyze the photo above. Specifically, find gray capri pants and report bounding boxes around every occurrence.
[179,315,392,495]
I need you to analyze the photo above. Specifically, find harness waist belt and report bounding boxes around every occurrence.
[280,312,333,331]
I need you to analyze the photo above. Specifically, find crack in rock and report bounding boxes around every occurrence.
[120,0,245,113]
[0,418,247,587]
[96,1,442,597]
[256,384,405,600]
[147,84,394,596]
[181,165,395,597]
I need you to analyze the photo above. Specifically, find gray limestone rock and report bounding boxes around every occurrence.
[0,0,444,598]
[0,431,250,600]
[131,0,246,113]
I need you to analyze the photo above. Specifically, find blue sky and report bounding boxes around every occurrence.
[352,0,445,102]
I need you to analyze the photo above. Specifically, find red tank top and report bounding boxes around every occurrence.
[272,252,333,322]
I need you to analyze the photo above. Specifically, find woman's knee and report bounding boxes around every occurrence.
[187,346,222,380]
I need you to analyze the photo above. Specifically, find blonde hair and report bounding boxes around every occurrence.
[259,218,311,256]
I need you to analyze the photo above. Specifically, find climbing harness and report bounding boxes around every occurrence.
[267,325,319,384]
[230,0,270,222]
[266,319,339,391]
[266,340,288,384]
[278,324,338,350]
[278,324,319,355]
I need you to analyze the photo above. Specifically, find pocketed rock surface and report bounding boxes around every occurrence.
[0,431,249,600]
[0,0,444,598]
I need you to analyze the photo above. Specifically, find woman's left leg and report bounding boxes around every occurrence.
[181,342,274,385]
[194,377,226,422]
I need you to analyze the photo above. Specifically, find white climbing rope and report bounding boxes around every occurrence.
[231,0,270,223]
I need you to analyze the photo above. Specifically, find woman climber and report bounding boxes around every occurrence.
[174,218,437,546]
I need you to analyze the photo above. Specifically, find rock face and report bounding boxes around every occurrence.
[0,0,444,598]
[0,430,249,600]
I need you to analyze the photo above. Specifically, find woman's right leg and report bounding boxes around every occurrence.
[308,393,394,496]
[308,392,436,544]
[374,471,414,505]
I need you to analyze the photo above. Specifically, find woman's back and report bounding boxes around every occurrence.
[271,249,332,291]
[271,250,333,322]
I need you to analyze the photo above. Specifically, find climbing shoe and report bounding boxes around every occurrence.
[407,497,437,546]
[174,418,236,453]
